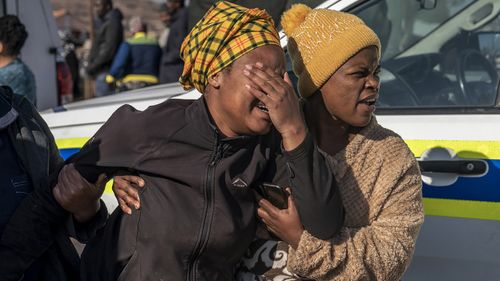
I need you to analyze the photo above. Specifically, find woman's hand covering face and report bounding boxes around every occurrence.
[243,63,306,151]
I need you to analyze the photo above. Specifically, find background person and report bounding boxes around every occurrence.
[158,3,172,48]
[159,0,185,47]
[0,15,36,106]
[158,0,188,84]
[0,87,139,281]
[187,0,290,30]
[237,5,424,281]
[106,17,162,91]
[0,86,92,281]
[86,0,123,97]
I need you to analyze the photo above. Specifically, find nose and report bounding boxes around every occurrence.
[365,73,380,91]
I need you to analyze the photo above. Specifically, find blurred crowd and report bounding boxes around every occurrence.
[53,0,308,100]
[56,0,189,100]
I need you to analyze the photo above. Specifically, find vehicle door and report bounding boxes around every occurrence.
[348,0,500,280]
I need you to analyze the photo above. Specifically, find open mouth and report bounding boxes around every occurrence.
[256,102,269,113]
[359,98,377,106]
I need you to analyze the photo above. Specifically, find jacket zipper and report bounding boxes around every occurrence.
[186,132,223,281]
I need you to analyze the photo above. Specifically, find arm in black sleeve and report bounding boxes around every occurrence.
[0,104,150,280]
[68,104,152,182]
[0,101,67,280]
[272,133,344,240]
[66,199,108,243]
[0,174,66,281]
[63,104,153,242]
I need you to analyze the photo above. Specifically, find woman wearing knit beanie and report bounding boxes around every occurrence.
[237,4,424,281]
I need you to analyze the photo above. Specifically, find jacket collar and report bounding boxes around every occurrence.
[0,95,17,129]
[0,87,19,128]
[186,97,257,150]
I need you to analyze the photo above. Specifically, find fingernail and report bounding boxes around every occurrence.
[243,70,250,76]
[256,62,263,68]
[135,204,140,209]
[245,64,252,70]
[245,84,250,89]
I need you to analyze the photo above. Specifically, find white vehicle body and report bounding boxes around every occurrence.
[41,0,500,279]
[2,0,60,110]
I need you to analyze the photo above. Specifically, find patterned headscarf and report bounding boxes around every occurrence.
[179,1,281,93]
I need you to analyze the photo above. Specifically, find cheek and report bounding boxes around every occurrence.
[323,90,355,113]
[225,88,254,114]
[222,75,254,107]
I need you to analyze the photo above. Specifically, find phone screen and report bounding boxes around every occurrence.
[258,183,289,209]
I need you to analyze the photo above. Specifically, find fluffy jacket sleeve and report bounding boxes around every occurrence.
[287,137,424,281]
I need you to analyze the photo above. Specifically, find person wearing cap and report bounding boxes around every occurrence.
[51,2,342,280]
[237,4,424,281]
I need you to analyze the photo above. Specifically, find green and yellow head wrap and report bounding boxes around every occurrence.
[179,1,281,93]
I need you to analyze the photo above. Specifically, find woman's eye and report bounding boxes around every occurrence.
[354,71,367,77]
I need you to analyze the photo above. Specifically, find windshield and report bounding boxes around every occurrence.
[354,0,475,61]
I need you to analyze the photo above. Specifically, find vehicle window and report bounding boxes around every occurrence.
[352,0,499,109]
[0,0,5,16]
[355,0,475,60]
[477,15,500,75]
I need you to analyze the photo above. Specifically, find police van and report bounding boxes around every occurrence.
[40,0,500,279]
[1,0,64,110]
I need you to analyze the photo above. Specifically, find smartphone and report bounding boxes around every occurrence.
[257,183,289,209]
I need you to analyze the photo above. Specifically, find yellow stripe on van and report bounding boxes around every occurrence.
[55,138,114,193]
[56,139,500,158]
[56,138,500,217]
[405,140,500,159]
[423,198,500,221]
[55,138,89,149]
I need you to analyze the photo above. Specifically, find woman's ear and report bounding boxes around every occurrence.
[207,71,222,89]
[0,42,4,55]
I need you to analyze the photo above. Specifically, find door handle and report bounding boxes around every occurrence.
[418,160,487,175]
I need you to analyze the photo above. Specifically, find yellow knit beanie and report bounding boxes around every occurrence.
[281,4,381,98]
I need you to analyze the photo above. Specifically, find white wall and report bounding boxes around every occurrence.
[6,0,61,110]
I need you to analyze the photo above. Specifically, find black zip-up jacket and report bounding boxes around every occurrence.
[69,97,343,281]
[0,86,83,280]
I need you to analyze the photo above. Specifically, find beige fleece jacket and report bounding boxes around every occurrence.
[286,118,424,281]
